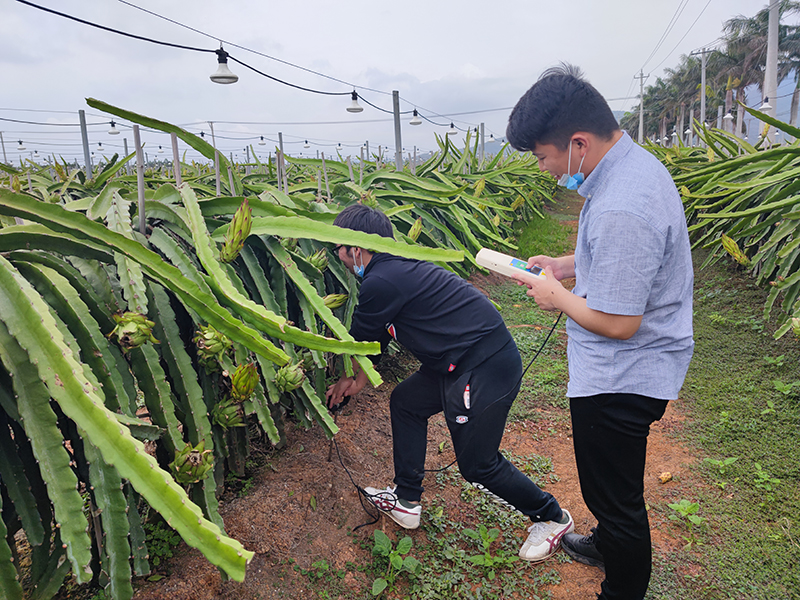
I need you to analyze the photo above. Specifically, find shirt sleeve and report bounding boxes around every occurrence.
[584,210,666,316]
[349,274,405,345]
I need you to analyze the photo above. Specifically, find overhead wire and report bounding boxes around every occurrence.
[640,0,691,71]
[649,0,715,73]
[115,0,391,97]
[12,1,499,133]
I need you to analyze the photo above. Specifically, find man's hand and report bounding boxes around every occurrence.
[526,254,575,281]
[513,266,567,312]
[325,369,369,408]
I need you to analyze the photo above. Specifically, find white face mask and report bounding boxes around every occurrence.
[557,139,586,190]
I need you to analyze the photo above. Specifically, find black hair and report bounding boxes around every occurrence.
[506,63,619,152]
[332,204,394,240]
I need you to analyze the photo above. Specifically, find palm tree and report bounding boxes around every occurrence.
[719,1,800,132]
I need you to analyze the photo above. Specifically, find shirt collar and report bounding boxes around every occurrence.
[578,131,633,200]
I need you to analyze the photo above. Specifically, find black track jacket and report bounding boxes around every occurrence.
[349,253,510,375]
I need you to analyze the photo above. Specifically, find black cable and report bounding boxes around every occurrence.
[116,0,392,97]
[332,311,563,530]
[0,116,106,127]
[15,0,213,53]
[227,56,350,96]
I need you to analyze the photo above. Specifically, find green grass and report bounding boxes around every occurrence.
[514,209,572,259]
[661,252,800,600]
[497,215,800,599]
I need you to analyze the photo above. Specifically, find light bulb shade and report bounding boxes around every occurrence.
[447,123,457,135]
[304,140,310,148]
[158,146,164,153]
[17,141,25,150]
[210,48,239,84]
[258,136,266,145]
[760,97,772,111]
[488,134,495,142]
[347,91,364,113]
[108,120,120,135]
[685,128,692,135]
[409,109,422,126]
[723,112,734,122]
[662,136,668,144]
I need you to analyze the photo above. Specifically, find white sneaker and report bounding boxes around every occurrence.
[518,509,574,562]
[363,485,421,529]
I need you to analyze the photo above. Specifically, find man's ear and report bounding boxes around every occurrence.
[572,132,591,153]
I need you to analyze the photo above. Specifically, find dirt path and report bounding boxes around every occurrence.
[132,197,703,600]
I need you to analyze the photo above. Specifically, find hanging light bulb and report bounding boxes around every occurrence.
[409,109,422,126]
[200,131,205,138]
[447,123,458,136]
[304,140,310,148]
[347,91,364,113]
[97,142,103,153]
[662,136,669,145]
[684,127,692,135]
[259,136,266,146]
[108,120,120,135]
[17,140,25,151]
[210,46,239,84]
[723,112,734,122]
[760,96,772,111]
[34,149,39,157]
[337,143,343,151]
[488,134,495,143]
[158,145,164,153]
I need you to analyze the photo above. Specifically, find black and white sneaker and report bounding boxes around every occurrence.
[363,485,421,529]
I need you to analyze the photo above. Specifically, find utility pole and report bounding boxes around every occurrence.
[700,48,707,132]
[635,70,649,144]
[689,48,709,146]
[480,122,485,163]
[764,0,779,143]
[79,109,92,179]
[0,132,7,164]
[392,90,403,170]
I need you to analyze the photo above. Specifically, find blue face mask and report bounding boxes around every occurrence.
[353,251,366,278]
[557,139,586,190]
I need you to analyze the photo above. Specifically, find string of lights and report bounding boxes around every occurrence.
[12,0,494,133]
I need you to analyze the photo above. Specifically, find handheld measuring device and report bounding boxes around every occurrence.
[476,248,546,279]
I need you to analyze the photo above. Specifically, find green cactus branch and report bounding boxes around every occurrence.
[214,215,465,262]
[0,255,254,581]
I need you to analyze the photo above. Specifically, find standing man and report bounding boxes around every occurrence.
[507,64,694,600]
[326,203,573,563]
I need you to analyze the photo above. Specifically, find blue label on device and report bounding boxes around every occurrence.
[509,258,528,270]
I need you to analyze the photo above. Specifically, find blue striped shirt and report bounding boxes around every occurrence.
[566,132,694,400]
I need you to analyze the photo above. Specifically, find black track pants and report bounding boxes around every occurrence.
[389,339,562,522]
[570,393,668,600]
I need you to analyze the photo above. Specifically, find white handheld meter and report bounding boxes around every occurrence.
[476,248,546,279]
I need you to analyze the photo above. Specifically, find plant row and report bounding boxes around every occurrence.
[646,105,800,340]
[0,100,555,600]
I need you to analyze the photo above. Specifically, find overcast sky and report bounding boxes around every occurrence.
[0,0,789,166]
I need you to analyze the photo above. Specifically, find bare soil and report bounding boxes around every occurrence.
[131,196,703,600]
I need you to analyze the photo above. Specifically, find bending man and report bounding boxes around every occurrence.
[326,203,573,563]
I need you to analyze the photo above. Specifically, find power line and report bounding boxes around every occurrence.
[649,0,715,72]
[12,1,496,132]
[116,0,391,97]
[15,0,212,53]
[641,0,691,71]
